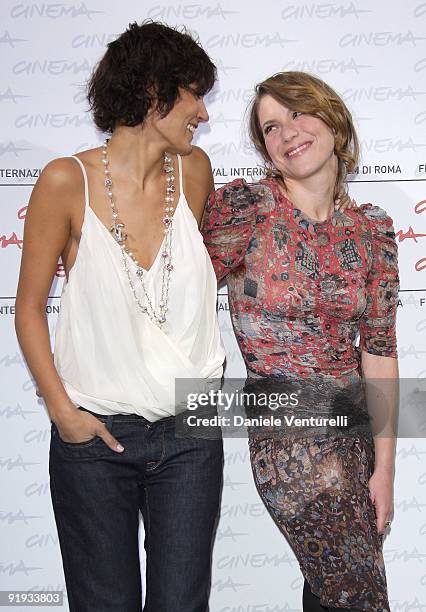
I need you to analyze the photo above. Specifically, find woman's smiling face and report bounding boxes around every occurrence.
[257,94,337,182]
[151,86,209,155]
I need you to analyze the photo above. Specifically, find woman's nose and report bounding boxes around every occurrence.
[198,99,209,123]
[282,125,298,143]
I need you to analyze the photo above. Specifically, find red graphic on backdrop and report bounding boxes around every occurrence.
[1,206,25,249]
[414,199,425,272]
[1,207,24,249]
[0,232,23,249]
[56,264,66,277]
[395,199,426,272]
[2,205,64,277]
[395,227,426,243]
[17,206,27,220]
[5,199,426,272]
[415,200,426,215]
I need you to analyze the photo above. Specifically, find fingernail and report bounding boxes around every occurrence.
[116,444,124,452]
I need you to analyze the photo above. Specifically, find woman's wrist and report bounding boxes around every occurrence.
[47,399,79,424]
[373,462,395,476]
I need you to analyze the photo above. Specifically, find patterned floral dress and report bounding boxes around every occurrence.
[202,178,399,611]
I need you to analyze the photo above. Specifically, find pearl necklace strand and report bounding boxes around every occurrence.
[102,138,175,328]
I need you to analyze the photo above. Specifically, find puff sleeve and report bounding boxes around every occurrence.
[359,204,399,357]
[201,179,258,282]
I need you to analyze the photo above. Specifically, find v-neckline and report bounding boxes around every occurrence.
[88,194,182,275]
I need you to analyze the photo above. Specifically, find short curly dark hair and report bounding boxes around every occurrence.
[87,21,217,133]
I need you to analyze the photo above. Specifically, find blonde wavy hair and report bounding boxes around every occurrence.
[248,71,359,201]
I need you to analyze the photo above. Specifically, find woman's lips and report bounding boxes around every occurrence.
[285,141,312,158]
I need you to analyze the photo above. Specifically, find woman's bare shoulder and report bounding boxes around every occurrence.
[30,154,91,219]
[181,146,213,223]
[183,145,213,186]
[40,156,81,187]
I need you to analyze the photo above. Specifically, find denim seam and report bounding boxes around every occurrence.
[144,487,151,612]
[146,424,166,472]
[49,457,77,611]
[108,419,145,423]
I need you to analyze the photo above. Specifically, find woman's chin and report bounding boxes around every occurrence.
[282,165,325,182]
[162,144,192,157]
[178,142,194,156]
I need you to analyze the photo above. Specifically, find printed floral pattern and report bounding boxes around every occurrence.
[202,178,399,378]
[249,435,389,611]
[202,178,399,610]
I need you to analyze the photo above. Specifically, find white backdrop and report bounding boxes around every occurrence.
[1,1,426,610]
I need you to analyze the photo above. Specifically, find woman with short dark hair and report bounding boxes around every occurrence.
[15,21,225,612]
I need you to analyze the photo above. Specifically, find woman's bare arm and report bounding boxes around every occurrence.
[15,159,78,422]
[15,158,124,451]
[361,351,398,534]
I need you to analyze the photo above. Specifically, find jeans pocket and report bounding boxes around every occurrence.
[51,413,110,449]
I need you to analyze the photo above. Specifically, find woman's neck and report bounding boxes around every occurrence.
[106,125,167,190]
[279,162,337,222]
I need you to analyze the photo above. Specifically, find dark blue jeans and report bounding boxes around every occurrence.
[49,407,223,612]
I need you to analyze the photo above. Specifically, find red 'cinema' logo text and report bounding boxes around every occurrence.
[1,205,64,276]
[4,200,426,274]
[395,199,426,272]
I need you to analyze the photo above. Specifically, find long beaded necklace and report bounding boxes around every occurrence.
[102,138,175,328]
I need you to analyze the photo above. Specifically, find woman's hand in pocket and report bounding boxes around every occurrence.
[53,408,124,452]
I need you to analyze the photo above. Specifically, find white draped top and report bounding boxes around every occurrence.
[53,154,225,421]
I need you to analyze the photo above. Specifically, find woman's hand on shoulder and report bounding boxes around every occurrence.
[334,192,358,211]
[184,145,214,226]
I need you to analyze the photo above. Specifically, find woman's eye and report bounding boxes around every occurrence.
[292,111,303,119]
[188,87,202,100]
[264,125,275,135]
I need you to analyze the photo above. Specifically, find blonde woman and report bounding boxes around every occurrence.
[202,72,398,611]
